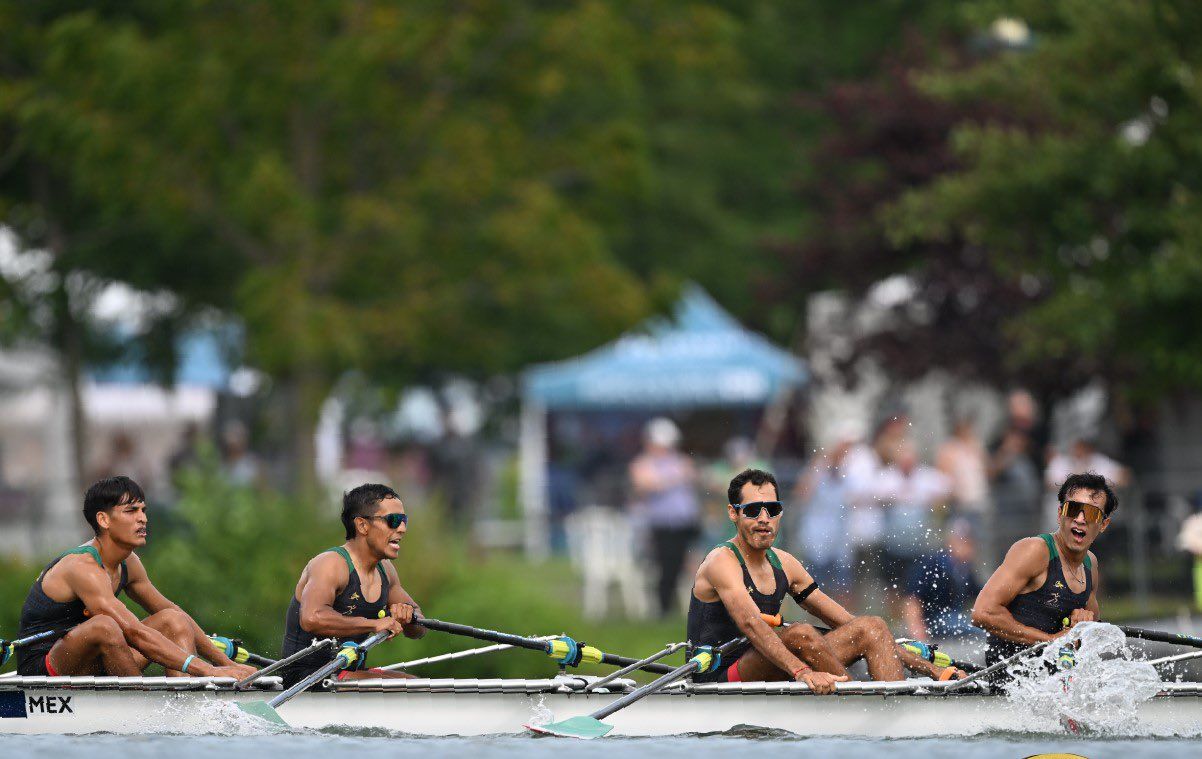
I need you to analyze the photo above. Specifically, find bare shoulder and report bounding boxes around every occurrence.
[123,551,149,579]
[380,560,400,582]
[698,545,740,577]
[1087,550,1100,569]
[306,551,350,581]
[771,548,811,581]
[1003,537,1052,569]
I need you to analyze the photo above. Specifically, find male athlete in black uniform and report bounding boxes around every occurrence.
[687,469,962,692]
[16,476,254,679]
[972,472,1112,667]
[278,483,425,685]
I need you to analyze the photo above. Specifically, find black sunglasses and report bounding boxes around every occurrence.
[733,501,784,519]
[364,513,408,529]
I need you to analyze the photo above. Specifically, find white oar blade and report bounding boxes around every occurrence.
[526,715,613,739]
[238,700,287,726]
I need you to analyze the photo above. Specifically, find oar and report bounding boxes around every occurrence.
[1,629,65,669]
[944,638,1056,692]
[209,635,277,667]
[378,634,562,672]
[234,638,336,690]
[1119,625,1202,649]
[238,631,390,725]
[527,635,748,739]
[415,616,676,675]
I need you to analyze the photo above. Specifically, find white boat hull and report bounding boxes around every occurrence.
[3,676,1201,738]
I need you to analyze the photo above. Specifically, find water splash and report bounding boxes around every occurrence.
[1001,621,1163,735]
[526,695,554,728]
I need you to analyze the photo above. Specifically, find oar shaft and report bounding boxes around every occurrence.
[1120,626,1202,649]
[267,631,389,708]
[379,635,561,672]
[585,642,686,691]
[589,635,747,721]
[590,658,699,721]
[236,639,335,689]
[417,617,677,675]
[416,618,551,655]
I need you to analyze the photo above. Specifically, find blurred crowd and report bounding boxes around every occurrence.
[620,390,1131,644]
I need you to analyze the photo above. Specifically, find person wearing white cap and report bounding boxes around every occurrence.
[630,417,701,617]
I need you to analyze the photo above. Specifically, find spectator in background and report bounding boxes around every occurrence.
[94,432,155,495]
[988,391,1043,565]
[1044,437,1129,529]
[221,420,261,487]
[629,417,700,617]
[875,440,952,617]
[793,429,858,606]
[841,415,908,614]
[937,416,992,561]
[902,519,984,642]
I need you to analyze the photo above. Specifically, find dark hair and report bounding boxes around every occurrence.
[83,476,146,533]
[1057,472,1119,516]
[727,468,779,505]
[342,483,402,539]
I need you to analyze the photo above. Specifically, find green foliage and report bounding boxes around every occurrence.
[888,0,1202,397]
[0,469,686,680]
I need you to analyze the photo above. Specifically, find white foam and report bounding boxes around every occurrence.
[1002,621,1165,735]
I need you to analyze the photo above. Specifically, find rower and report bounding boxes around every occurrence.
[15,476,255,679]
[277,484,425,686]
[687,468,963,692]
[971,472,1112,673]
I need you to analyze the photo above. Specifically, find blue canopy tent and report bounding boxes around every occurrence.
[518,285,807,556]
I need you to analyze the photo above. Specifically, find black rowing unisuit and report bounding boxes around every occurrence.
[16,545,128,675]
[686,541,787,682]
[985,533,1093,667]
[278,546,390,686]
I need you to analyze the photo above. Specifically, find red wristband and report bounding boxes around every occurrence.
[792,665,812,679]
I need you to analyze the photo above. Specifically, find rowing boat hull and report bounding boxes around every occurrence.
[3,677,1201,737]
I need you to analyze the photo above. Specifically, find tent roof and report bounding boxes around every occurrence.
[524,285,806,410]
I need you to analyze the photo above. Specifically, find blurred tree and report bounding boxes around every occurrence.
[887,0,1202,399]
[3,2,810,484]
[0,1,235,479]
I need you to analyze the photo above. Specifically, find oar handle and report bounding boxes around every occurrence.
[1119,626,1202,649]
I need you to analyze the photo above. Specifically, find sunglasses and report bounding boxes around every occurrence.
[733,501,784,519]
[364,513,408,529]
[1060,500,1105,524]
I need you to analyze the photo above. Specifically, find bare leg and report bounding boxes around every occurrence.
[46,616,143,676]
[717,624,849,682]
[132,608,196,675]
[821,616,905,681]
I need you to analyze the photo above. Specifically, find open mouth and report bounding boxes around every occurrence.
[1070,526,1087,541]
[387,538,402,549]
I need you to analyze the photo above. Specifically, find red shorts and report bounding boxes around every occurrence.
[725,657,743,682]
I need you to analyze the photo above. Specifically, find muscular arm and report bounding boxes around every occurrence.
[383,563,426,639]
[297,554,387,638]
[972,538,1063,645]
[122,555,238,667]
[779,553,854,629]
[66,560,222,676]
[704,551,808,676]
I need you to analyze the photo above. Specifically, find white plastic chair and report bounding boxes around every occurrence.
[565,506,651,620]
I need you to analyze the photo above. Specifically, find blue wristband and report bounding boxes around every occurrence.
[181,654,196,674]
